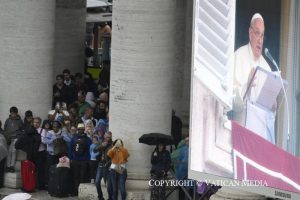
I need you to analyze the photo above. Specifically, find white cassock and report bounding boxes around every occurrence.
[233,43,275,144]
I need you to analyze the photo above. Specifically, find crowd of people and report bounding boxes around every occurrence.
[0,67,192,200]
[0,68,132,200]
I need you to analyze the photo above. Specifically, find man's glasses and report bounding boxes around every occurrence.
[251,26,264,39]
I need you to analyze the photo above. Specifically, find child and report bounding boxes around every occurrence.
[89,135,99,183]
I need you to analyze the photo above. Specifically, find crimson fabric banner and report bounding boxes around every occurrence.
[232,121,300,193]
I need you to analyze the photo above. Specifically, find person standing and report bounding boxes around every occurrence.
[150,143,171,200]
[52,74,68,109]
[42,121,70,186]
[3,106,23,172]
[171,110,182,148]
[94,131,113,200]
[33,117,47,190]
[63,69,77,106]
[233,13,276,144]
[89,135,100,184]
[23,110,33,130]
[76,90,91,117]
[69,123,92,196]
[107,139,129,200]
[174,137,190,200]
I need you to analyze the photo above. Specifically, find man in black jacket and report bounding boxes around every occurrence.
[94,131,113,200]
[15,126,40,163]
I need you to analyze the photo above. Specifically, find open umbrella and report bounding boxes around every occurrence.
[139,133,174,146]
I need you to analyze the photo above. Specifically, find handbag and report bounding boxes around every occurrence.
[114,164,125,174]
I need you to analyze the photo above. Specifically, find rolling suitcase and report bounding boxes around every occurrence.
[48,165,71,197]
[21,160,36,192]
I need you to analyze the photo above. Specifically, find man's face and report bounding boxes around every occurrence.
[70,126,77,134]
[52,123,60,133]
[33,119,40,128]
[158,144,164,152]
[249,19,265,60]
[10,112,17,118]
[104,134,112,142]
[78,128,85,135]
[85,109,93,118]
[69,108,77,115]
[26,116,33,122]
[99,102,106,110]
[56,76,63,84]
[78,94,85,103]
[63,73,70,81]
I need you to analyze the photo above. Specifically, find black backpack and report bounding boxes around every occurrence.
[48,165,71,197]
[73,137,86,156]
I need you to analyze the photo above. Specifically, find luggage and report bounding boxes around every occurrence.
[48,165,71,197]
[21,160,36,192]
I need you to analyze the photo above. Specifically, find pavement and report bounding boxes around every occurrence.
[0,187,80,200]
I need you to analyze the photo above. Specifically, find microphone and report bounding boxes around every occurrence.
[264,48,291,152]
[264,48,279,70]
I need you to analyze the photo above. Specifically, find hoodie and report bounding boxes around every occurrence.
[4,115,23,140]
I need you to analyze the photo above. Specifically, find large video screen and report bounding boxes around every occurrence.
[189,0,300,199]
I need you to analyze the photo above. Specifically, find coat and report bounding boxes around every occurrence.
[150,149,171,177]
[15,126,40,162]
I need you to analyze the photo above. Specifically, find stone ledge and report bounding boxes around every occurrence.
[3,150,26,189]
[79,179,178,200]
[4,172,21,189]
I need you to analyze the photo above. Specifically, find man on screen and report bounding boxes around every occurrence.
[233,13,276,144]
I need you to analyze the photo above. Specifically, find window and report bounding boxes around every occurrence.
[192,0,236,109]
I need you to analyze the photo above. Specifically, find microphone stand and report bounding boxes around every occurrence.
[265,50,291,153]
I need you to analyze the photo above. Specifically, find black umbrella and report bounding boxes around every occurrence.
[139,133,174,146]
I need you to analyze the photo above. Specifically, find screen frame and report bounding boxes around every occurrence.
[189,0,300,199]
